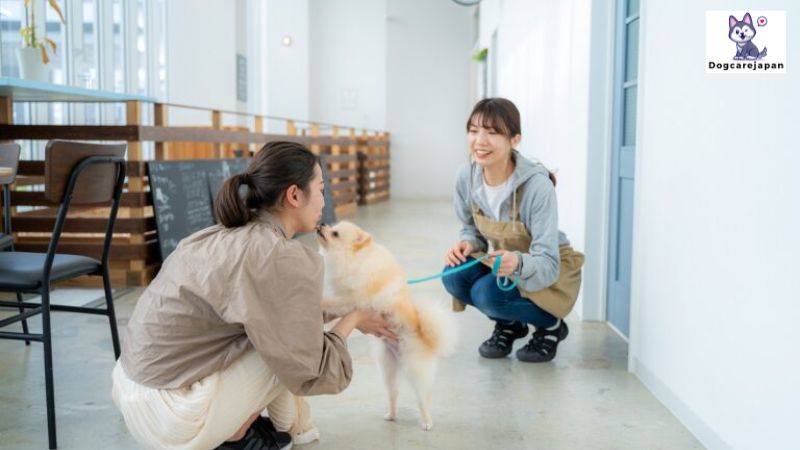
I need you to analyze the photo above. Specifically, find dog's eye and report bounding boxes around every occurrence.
[332,231,339,238]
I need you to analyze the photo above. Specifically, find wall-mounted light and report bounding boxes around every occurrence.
[281,35,293,47]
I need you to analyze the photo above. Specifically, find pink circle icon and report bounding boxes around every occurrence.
[757,16,768,27]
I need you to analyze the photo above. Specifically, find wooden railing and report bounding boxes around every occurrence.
[0,99,390,286]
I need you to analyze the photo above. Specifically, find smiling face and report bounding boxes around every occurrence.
[465,98,523,169]
[467,114,520,168]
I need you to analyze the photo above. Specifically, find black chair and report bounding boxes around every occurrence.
[0,143,21,251]
[0,140,126,449]
[0,143,30,344]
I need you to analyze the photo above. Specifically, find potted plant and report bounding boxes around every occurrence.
[16,0,66,82]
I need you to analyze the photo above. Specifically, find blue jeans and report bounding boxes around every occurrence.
[441,257,558,328]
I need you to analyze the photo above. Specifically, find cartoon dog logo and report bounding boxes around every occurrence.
[729,13,767,60]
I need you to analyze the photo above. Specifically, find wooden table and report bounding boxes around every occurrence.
[0,167,12,177]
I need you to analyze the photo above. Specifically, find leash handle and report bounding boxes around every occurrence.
[490,254,519,291]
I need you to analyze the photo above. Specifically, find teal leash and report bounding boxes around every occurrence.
[408,254,519,291]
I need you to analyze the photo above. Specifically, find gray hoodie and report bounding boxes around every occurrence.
[454,152,569,292]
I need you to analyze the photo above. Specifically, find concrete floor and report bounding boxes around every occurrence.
[0,199,703,449]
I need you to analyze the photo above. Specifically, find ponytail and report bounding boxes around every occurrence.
[214,173,253,228]
[548,171,557,187]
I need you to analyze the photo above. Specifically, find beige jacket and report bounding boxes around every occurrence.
[120,212,352,395]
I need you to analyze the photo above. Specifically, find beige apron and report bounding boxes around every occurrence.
[452,187,585,319]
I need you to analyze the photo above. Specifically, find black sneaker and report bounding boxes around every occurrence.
[253,416,293,450]
[478,320,529,358]
[216,417,293,450]
[516,320,569,363]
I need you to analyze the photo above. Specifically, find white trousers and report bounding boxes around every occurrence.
[112,349,314,450]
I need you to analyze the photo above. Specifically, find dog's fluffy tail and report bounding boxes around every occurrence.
[412,298,459,357]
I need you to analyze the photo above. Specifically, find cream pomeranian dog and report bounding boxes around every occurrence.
[316,221,457,430]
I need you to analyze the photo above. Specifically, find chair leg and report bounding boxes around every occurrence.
[16,292,31,346]
[102,267,121,359]
[41,288,57,449]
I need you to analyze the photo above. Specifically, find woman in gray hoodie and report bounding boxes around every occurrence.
[442,98,584,363]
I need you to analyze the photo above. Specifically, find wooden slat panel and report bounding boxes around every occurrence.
[362,168,390,177]
[18,160,147,177]
[360,153,390,162]
[330,180,357,192]
[328,168,357,179]
[14,239,158,260]
[362,161,390,170]
[361,194,390,205]
[362,180,390,190]
[362,173,390,184]
[12,216,155,233]
[139,126,359,146]
[0,125,140,140]
[0,125,360,147]
[11,191,151,207]
[324,154,358,163]
[332,191,357,205]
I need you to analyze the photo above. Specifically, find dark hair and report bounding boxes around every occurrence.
[214,141,319,228]
[466,97,556,186]
[466,97,521,139]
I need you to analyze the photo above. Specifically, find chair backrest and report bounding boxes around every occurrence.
[0,143,21,186]
[44,141,126,205]
[0,143,21,235]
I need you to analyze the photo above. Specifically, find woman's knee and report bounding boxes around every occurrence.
[469,276,503,313]
[441,268,458,293]
[441,265,472,295]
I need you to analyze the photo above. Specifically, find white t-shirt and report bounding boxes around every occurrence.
[482,178,512,221]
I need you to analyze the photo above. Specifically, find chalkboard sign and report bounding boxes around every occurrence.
[148,159,249,260]
[319,155,337,226]
[207,158,250,206]
[149,157,337,261]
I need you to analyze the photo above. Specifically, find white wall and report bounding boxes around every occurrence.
[631,1,800,449]
[479,0,593,317]
[386,0,474,199]
[166,0,240,125]
[307,0,472,198]
[309,0,386,131]
[263,0,310,130]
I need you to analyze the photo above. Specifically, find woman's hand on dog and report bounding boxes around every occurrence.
[445,240,473,267]
[488,250,519,277]
[355,310,399,341]
[333,310,398,341]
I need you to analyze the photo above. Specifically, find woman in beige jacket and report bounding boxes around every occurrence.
[112,141,395,450]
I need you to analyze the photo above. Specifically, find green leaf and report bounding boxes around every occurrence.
[472,48,489,62]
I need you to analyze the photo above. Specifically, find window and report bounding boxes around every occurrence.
[0,0,166,160]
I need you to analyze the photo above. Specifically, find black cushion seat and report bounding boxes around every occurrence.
[0,252,101,290]
[0,233,12,250]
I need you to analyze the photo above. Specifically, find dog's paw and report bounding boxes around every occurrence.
[384,412,396,421]
[420,419,433,431]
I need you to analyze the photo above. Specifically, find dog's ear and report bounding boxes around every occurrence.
[729,15,738,28]
[743,13,752,26]
[352,231,373,252]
